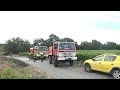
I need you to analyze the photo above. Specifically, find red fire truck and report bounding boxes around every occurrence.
[48,42,77,67]
[29,46,48,60]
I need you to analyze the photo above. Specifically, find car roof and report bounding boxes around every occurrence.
[100,53,118,56]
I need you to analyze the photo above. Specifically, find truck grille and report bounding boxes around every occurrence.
[63,53,72,57]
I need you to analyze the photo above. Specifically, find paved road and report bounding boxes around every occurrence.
[7,56,113,79]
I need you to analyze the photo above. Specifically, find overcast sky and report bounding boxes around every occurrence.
[0,11,120,44]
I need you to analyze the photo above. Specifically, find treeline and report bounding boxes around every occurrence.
[79,40,120,50]
[1,33,120,54]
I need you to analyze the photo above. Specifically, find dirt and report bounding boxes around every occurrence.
[0,56,53,79]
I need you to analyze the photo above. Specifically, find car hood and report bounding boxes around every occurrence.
[84,59,93,63]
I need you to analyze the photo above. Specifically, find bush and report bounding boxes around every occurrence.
[19,52,29,57]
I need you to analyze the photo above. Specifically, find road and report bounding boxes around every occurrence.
[7,56,113,79]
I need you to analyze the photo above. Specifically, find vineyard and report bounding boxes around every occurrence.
[76,50,120,61]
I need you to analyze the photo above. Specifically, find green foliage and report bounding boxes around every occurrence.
[0,67,31,79]
[19,52,29,57]
[60,37,74,42]
[0,44,4,52]
[4,37,31,54]
[76,50,120,61]
[79,40,120,50]
[33,38,46,46]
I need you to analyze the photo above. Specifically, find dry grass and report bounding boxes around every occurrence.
[0,56,53,79]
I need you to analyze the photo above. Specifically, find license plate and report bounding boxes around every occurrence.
[65,58,71,60]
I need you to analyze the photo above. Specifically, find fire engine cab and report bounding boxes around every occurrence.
[48,42,77,67]
[29,45,48,60]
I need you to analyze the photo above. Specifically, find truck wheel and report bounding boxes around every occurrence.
[33,58,36,62]
[70,61,73,66]
[49,56,52,64]
[54,60,58,67]
[44,57,46,60]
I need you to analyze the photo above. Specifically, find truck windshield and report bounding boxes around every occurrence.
[59,43,75,50]
[39,46,48,51]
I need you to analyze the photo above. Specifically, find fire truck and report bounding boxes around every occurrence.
[48,42,77,67]
[29,46,48,60]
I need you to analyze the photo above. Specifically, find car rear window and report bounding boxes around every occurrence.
[104,56,116,61]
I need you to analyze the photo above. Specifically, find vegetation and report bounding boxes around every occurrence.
[19,52,29,57]
[76,50,120,61]
[4,37,31,54]
[0,44,4,52]
[2,33,120,55]
[0,57,52,79]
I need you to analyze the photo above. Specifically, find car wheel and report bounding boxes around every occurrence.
[112,69,120,79]
[84,64,92,72]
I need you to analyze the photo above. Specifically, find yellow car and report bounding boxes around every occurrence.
[84,54,120,79]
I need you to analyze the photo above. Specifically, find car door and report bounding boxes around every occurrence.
[91,55,104,71]
[101,55,116,73]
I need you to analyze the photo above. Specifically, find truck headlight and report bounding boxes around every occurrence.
[37,54,40,56]
[59,53,62,57]
[72,53,76,56]
[40,53,43,54]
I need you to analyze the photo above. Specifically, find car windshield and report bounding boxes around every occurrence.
[59,43,75,50]
[38,46,48,51]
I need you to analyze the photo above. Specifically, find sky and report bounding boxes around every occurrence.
[0,11,120,44]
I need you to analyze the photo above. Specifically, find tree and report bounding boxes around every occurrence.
[60,37,74,42]
[79,41,93,50]
[45,33,60,47]
[33,38,46,46]
[4,37,31,54]
[116,44,120,50]
[91,39,103,50]
[105,42,117,50]
[0,44,4,52]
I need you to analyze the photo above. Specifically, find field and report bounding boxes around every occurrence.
[76,50,120,61]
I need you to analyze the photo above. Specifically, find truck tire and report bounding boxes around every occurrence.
[54,60,58,67]
[29,56,30,60]
[70,61,73,66]
[49,56,52,64]
[33,58,36,62]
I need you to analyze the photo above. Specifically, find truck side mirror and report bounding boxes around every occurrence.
[54,46,57,49]
[54,44,58,49]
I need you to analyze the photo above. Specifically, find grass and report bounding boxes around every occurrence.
[0,57,52,79]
